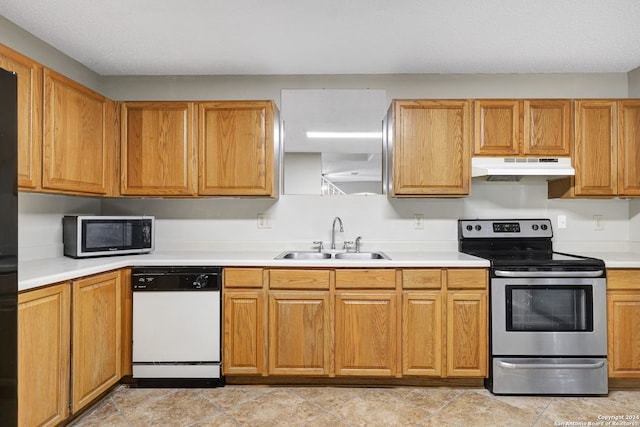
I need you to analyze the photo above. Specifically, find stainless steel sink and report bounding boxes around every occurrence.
[274,251,390,260]
[334,251,390,260]
[275,251,332,260]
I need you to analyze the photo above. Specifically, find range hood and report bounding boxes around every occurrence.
[472,157,575,182]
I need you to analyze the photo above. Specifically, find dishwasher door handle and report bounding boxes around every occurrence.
[494,270,604,278]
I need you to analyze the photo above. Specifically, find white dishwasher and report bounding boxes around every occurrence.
[131,266,224,387]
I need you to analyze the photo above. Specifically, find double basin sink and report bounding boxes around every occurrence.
[275,251,390,260]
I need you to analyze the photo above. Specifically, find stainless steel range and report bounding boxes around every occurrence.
[459,219,608,396]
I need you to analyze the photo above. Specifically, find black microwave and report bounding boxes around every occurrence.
[63,215,154,258]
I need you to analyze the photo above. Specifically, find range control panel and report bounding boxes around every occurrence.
[458,219,553,239]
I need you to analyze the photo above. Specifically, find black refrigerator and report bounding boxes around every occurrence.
[0,67,18,425]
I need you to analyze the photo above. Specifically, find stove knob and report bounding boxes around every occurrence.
[541,224,548,231]
[193,274,208,289]
[466,225,473,231]
[532,224,539,230]
[475,225,482,231]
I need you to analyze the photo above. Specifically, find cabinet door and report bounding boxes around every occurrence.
[268,291,331,375]
[18,284,70,427]
[607,293,640,378]
[574,100,618,196]
[402,291,443,376]
[391,100,470,196]
[121,102,196,196]
[473,100,520,156]
[446,291,487,377]
[335,292,397,376]
[523,99,572,157]
[72,271,121,412]
[618,100,640,197]
[223,290,265,375]
[43,68,113,195]
[198,101,276,196]
[0,44,42,189]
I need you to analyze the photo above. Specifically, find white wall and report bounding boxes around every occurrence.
[629,66,640,97]
[97,180,629,254]
[18,193,101,261]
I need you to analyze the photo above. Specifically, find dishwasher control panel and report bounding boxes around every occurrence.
[132,266,222,291]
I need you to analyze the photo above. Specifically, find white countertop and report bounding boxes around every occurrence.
[18,250,640,292]
[18,250,487,292]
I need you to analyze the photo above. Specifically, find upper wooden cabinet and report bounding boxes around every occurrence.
[43,68,117,195]
[386,100,470,197]
[198,101,278,197]
[120,101,196,196]
[548,99,640,198]
[473,99,572,157]
[618,100,640,196]
[0,44,43,190]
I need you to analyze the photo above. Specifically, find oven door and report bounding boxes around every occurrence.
[491,274,607,356]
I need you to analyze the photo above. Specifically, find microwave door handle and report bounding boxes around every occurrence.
[494,270,604,278]
[497,360,605,370]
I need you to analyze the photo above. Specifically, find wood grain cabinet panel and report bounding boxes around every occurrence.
[474,100,520,156]
[18,284,70,427]
[335,291,398,376]
[0,44,42,190]
[43,68,114,195]
[388,100,470,196]
[223,290,265,375]
[607,269,640,378]
[71,271,122,412]
[474,99,572,157]
[269,269,330,290]
[120,101,196,196]
[335,269,396,289]
[402,291,443,376]
[618,100,640,196]
[268,291,331,375]
[446,291,487,377]
[198,101,277,197]
[573,100,618,196]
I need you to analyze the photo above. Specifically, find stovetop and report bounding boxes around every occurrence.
[458,218,605,271]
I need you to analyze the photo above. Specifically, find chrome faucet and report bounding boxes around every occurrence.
[330,216,344,250]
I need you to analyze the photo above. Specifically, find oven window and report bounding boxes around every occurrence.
[506,285,593,332]
[83,221,133,250]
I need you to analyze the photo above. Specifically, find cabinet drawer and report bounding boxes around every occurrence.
[269,269,330,290]
[607,269,640,290]
[402,269,442,289]
[335,269,396,289]
[224,268,264,288]
[447,269,488,290]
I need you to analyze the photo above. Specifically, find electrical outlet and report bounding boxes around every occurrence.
[593,215,604,231]
[413,214,424,229]
[257,213,271,229]
[557,215,567,229]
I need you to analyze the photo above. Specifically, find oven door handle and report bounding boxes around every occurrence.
[494,270,604,278]
[497,360,606,370]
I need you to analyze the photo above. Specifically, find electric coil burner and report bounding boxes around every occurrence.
[459,219,608,396]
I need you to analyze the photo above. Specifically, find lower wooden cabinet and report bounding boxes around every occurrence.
[222,267,488,380]
[268,291,331,375]
[335,291,398,376]
[607,269,640,378]
[446,291,487,377]
[18,283,71,427]
[402,291,443,376]
[223,290,265,375]
[71,271,122,412]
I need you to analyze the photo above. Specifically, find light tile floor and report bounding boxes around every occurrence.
[69,385,640,427]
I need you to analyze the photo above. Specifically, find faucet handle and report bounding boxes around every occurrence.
[313,241,324,253]
[343,240,354,252]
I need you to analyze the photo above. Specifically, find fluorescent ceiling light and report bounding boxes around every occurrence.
[306,131,382,139]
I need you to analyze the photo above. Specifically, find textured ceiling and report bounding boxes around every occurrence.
[1,0,640,76]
